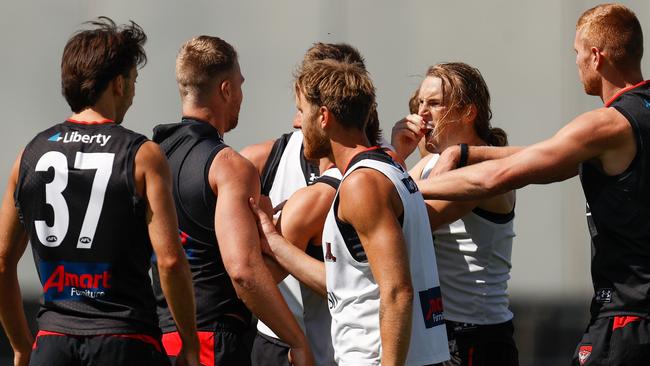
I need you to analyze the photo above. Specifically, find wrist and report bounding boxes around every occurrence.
[456,143,469,168]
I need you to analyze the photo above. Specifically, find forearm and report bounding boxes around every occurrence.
[157,258,199,351]
[268,234,326,297]
[379,287,413,366]
[0,268,33,356]
[263,255,289,284]
[230,254,308,348]
[466,145,523,164]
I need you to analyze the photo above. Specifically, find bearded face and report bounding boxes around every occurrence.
[297,92,331,160]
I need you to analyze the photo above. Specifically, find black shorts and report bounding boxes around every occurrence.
[572,315,650,366]
[435,320,518,366]
[251,331,290,366]
[163,318,251,366]
[30,330,170,366]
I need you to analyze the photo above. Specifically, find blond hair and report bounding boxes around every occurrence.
[576,3,643,69]
[176,36,237,101]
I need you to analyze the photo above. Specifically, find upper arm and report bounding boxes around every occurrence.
[0,151,29,266]
[277,184,335,251]
[338,170,411,288]
[210,149,262,267]
[135,141,181,259]
[239,140,275,177]
[486,108,630,190]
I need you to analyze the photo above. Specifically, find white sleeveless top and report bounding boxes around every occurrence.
[257,130,335,365]
[323,152,449,365]
[422,154,515,324]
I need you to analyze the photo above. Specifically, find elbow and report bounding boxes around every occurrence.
[156,254,188,274]
[225,262,257,291]
[481,169,511,196]
[382,284,414,306]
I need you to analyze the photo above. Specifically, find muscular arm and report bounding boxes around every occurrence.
[136,142,199,361]
[418,108,633,200]
[239,139,275,177]
[267,184,334,297]
[409,155,491,229]
[428,145,524,177]
[338,170,413,366]
[210,148,312,360]
[0,152,33,366]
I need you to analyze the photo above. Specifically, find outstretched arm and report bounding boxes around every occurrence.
[418,108,633,200]
[137,142,199,366]
[338,170,413,366]
[211,148,313,366]
[0,152,33,366]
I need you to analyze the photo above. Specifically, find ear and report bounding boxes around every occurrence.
[319,106,329,129]
[220,79,232,101]
[591,46,603,70]
[112,74,125,97]
[463,104,477,125]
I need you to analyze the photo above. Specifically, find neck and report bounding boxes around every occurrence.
[318,156,335,172]
[600,68,644,104]
[181,103,227,135]
[434,125,485,153]
[70,90,118,123]
[329,127,372,173]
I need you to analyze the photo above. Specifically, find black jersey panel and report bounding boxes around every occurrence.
[15,121,159,336]
[580,83,650,317]
[152,119,250,332]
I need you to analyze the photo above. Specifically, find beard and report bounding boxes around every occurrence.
[303,126,331,160]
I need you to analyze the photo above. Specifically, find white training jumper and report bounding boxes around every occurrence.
[322,150,449,365]
[258,130,334,366]
[422,154,515,325]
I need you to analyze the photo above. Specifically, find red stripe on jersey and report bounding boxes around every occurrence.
[163,331,215,366]
[605,80,650,107]
[342,145,382,173]
[66,118,114,125]
[612,315,641,330]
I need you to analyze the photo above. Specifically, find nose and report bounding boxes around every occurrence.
[418,103,429,118]
[292,111,302,129]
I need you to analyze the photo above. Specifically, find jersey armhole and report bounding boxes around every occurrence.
[260,133,292,195]
[127,136,149,202]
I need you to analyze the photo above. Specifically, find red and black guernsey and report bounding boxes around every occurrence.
[580,80,650,318]
[152,118,250,332]
[15,120,159,336]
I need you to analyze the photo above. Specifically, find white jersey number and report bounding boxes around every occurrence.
[34,151,114,249]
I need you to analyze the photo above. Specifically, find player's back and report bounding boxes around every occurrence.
[15,119,159,336]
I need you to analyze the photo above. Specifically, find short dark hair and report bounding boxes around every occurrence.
[61,17,147,113]
[302,42,366,69]
[296,59,376,132]
[176,36,238,101]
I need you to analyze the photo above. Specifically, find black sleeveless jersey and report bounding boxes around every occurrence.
[151,118,250,332]
[579,80,650,318]
[15,119,159,336]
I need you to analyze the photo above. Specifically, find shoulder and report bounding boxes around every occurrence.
[134,141,168,172]
[240,139,276,175]
[210,147,259,187]
[339,167,396,209]
[409,153,434,179]
[281,183,336,227]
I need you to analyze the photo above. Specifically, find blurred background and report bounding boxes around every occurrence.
[1,1,649,364]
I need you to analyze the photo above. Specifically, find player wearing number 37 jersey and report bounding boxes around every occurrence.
[0,17,199,366]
